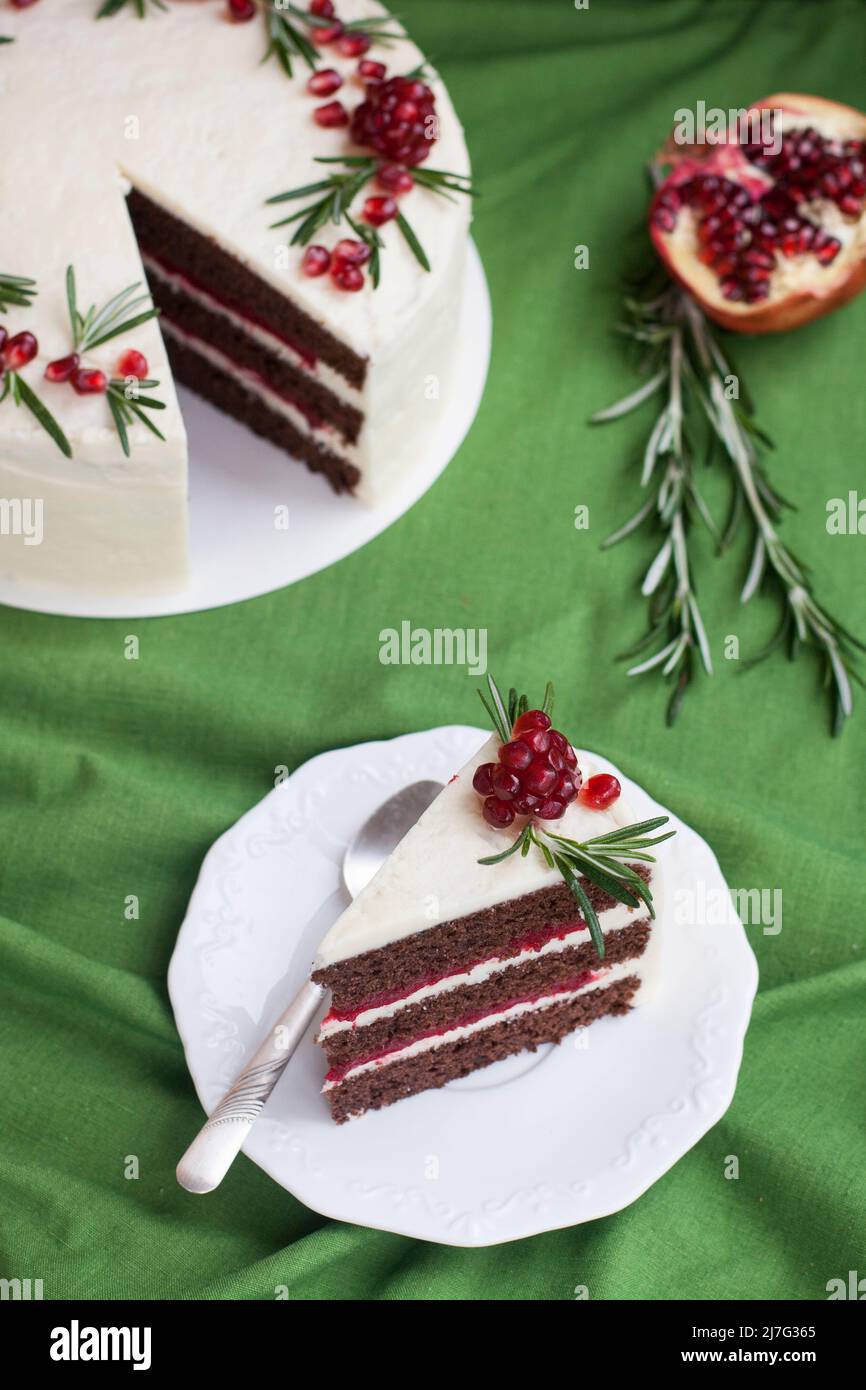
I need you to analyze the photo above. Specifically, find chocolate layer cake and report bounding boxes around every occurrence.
[313,733,664,1124]
[2,1,470,595]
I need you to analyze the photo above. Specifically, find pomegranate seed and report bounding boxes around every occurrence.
[578,774,621,810]
[0,327,7,354]
[491,766,521,801]
[522,760,557,798]
[838,194,862,216]
[553,772,577,803]
[521,727,551,757]
[483,797,515,829]
[512,793,540,816]
[307,68,343,97]
[313,100,349,128]
[44,353,80,383]
[331,263,365,291]
[499,739,532,773]
[2,331,38,371]
[312,20,344,43]
[361,195,397,226]
[472,763,496,796]
[377,162,415,194]
[117,348,148,379]
[359,59,387,82]
[535,798,566,821]
[10,0,42,7]
[301,245,332,277]
[816,238,841,263]
[512,709,551,737]
[71,367,108,395]
[309,0,335,14]
[332,238,371,265]
[227,0,255,20]
[338,32,371,57]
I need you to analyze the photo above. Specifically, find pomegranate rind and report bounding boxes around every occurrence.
[649,93,866,334]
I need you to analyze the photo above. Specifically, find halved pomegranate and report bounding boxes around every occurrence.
[649,94,866,332]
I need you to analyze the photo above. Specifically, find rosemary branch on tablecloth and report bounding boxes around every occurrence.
[593,276,864,734]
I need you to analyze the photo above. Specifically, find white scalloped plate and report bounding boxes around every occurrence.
[168,725,758,1246]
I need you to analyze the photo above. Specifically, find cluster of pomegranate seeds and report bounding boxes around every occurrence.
[0,328,38,374]
[43,348,148,397]
[653,124,866,304]
[744,126,866,217]
[579,774,621,811]
[351,76,437,166]
[302,239,370,291]
[473,710,583,828]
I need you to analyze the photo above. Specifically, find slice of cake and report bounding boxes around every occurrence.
[1,1,471,595]
[312,681,673,1122]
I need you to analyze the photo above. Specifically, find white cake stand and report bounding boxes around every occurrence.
[0,243,490,619]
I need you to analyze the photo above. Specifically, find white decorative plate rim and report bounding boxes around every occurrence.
[169,724,759,1246]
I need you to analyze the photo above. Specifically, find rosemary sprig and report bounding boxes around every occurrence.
[478,810,672,959]
[594,287,715,726]
[64,268,166,455]
[267,154,475,280]
[66,265,159,353]
[475,676,673,955]
[106,378,166,458]
[96,0,168,17]
[0,372,71,459]
[0,272,37,314]
[262,2,320,77]
[594,273,863,734]
[262,4,406,76]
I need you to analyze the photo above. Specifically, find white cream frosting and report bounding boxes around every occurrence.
[315,735,648,968]
[318,900,643,1036]
[323,957,646,1091]
[0,0,470,589]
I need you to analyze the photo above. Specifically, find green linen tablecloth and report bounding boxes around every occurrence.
[1,0,865,1301]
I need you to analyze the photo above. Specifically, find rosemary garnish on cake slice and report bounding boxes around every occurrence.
[66,266,158,354]
[96,0,168,17]
[267,155,473,279]
[475,676,674,958]
[62,266,166,454]
[0,272,37,314]
[0,370,72,459]
[0,274,72,457]
[105,377,166,456]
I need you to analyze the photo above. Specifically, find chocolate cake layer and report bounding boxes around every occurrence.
[321,918,651,1068]
[162,328,360,492]
[146,262,364,445]
[313,868,651,1010]
[327,975,640,1123]
[127,187,368,389]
